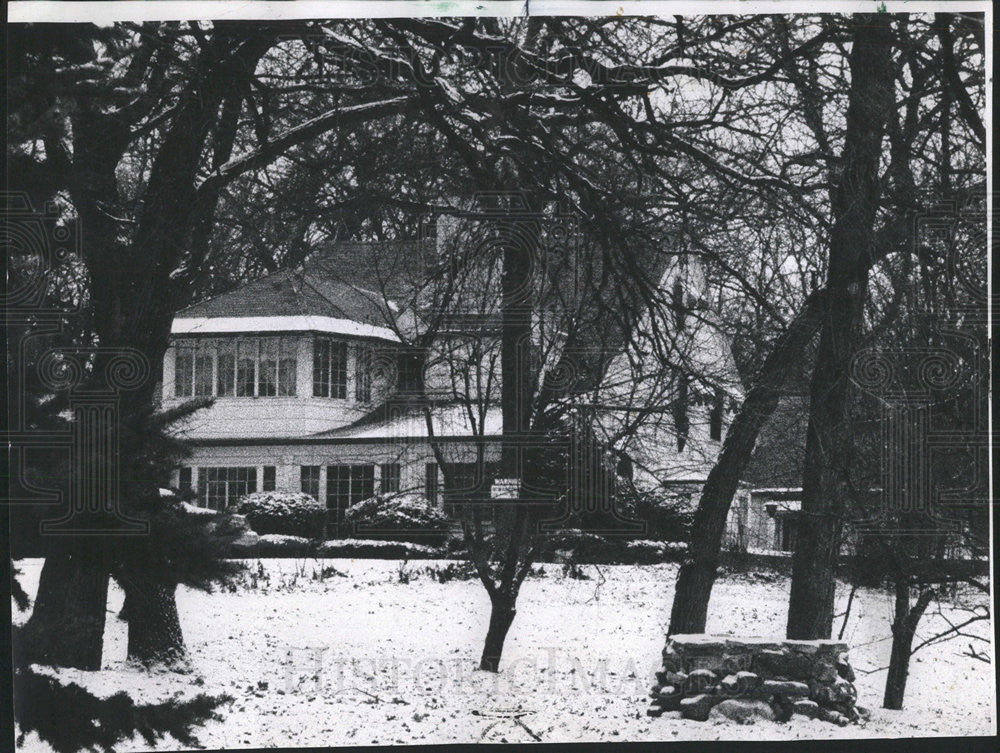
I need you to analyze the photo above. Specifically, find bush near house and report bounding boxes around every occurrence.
[343,493,450,546]
[619,483,695,543]
[232,492,325,539]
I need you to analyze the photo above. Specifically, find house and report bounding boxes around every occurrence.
[164,229,744,537]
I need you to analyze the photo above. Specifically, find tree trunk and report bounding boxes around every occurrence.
[787,14,895,640]
[121,575,186,666]
[479,593,517,672]
[883,582,934,709]
[668,289,828,634]
[18,553,110,670]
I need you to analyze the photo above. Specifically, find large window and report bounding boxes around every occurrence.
[313,338,347,398]
[301,465,321,500]
[196,467,257,511]
[175,337,297,398]
[777,515,799,552]
[174,342,214,398]
[326,465,375,534]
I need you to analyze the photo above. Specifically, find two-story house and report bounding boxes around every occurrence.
[164,234,745,536]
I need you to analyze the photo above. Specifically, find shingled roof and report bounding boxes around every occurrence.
[176,240,434,327]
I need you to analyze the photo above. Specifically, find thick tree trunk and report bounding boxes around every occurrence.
[883,582,934,709]
[668,289,828,634]
[18,553,110,670]
[122,577,186,666]
[479,593,517,672]
[787,14,895,640]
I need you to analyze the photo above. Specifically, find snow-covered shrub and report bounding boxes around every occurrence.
[623,539,687,564]
[233,492,324,539]
[543,529,625,563]
[255,533,313,556]
[342,493,450,546]
[314,538,438,559]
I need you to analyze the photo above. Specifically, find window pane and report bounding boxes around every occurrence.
[279,338,297,396]
[301,466,320,499]
[175,347,194,397]
[380,463,400,495]
[196,468,207,505]
[258,338,277,396]
[194,344,214,397]
[331,341,347,399]
[217,342,235,396]
[354,465,375,504]
[179,466,192,491]
[313,339,330,397]
[263,466,276,491]
[237,340,257,396]
[355,346,372,402]
[327,465,352,536]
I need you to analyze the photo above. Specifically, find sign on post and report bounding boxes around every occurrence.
[491,478,520,500]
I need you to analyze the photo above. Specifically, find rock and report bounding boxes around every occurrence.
[855,705,871,721]
[753,649,813,680]
[818,707,850,726]
[661,647,683,673]
[687,668,718,693]
[652,684,676,699]
[791,699,821,719]
[719,671,761,696]
[708,699,776,725]
[725,638,783,653]
[720,653,753,674]
[680,694,723,722]
[814,661,837,682]
[785,640,848,656]
[735,671,762,691]
[836,652,856,682]
[655,690,684,712]
[660,670,687,686]
[830,677,858,704]
[761,680,810,697]
[810,682,836,705]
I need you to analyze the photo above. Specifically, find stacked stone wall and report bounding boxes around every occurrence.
[649,635,864,725]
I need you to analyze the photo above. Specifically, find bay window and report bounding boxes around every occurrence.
[173,336,297,398]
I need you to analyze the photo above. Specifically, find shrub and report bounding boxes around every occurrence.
[254,534,313,557]
[315,538,437,559]
[623,539,687,564]
[233,492,324,539]
[619,484,696,542]
[342,493,450,546]
[543,529,625,563]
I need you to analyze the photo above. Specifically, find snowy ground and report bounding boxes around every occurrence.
[13,558,996,748]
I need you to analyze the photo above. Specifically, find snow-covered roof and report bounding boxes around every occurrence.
[173,261,402,342]
[312,402,502,440]
[172,315,399,342]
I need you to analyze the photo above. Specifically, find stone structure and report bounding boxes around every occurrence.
[648,635,864,725]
